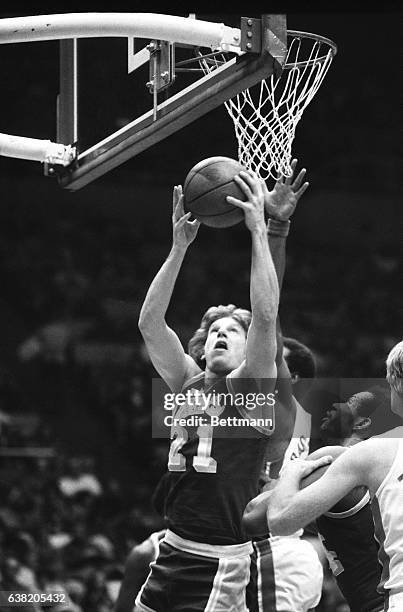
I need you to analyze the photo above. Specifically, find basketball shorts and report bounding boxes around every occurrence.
[247,535,323,612]
[135,529,253,612]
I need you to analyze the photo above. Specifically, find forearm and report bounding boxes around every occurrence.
[250,225,279,324]
[266,473,301,533]
[267,220,289,292]
[267,220,290,367]
[267,449,361,535]
[139,244,187,331]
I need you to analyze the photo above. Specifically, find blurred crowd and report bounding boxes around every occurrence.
[0,196,401,611]
[0,440,164,612]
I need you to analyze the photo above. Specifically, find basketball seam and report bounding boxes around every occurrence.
[185,178,241,207]
[184,158,242,192]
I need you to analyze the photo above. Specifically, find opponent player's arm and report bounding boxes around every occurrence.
[227,171,279,382]
[138,186,201,392]
[242,483,275,538]
[263,161,309,445]
[265,159,309,366]
[302,445,368,512]
[242,446,343,538]
[265,159,308,284]
[267,442,371,536]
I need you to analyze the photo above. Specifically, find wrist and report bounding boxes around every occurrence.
[267,218,290,237]
[250,220,267,236]
[171,242,188,257]
[279,464,301,482]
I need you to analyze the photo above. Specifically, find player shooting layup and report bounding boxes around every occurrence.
[114,162,309,612]
[136,169,282,611]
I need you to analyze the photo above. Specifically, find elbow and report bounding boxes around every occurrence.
[241,509,257,539]
[138,307,154,336]
[242,503,269,539]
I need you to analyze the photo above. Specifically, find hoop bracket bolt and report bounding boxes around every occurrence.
[241,16,262,53]
[147,40,176,94]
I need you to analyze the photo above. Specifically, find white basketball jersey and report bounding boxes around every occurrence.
[372,438,403,593]
[282,397,311,464]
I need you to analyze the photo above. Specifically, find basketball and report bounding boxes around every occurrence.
[183,156,247,228]
[300,464,329,489]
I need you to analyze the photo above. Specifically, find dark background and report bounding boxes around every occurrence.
[0,4,401,611]
[0,5,401,370]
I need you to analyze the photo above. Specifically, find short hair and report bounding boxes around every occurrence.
[386,340,403,395]
[347,391,379,418]
[188,304,251,368]
[283,336,316,380]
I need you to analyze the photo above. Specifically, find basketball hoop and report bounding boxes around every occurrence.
[0,13,336,189]
[195,30,337,181]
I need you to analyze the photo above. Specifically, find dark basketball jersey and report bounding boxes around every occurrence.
[317,494,384,612]
[163,372,274,545]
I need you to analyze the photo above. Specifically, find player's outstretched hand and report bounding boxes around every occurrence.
[226,170,266,233]
[172,185,200,249]
[279,455,333,482]
[264,159,309,221]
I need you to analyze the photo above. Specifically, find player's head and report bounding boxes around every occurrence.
[386,340,403,416]
[282,336,316,386]
[188,304,251,374]
[320,390,379,443]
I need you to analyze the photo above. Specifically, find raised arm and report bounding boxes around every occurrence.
[265,159,309,365]
[226,171,279,382]
[265,159,308,293]
[138,186,201,391]
[263,161,309,450]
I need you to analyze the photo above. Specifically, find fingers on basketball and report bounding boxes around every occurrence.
[313,455,333,470]
[173,197,186,221]
[176,211,192,226]
[233,174,253,199]
[235,171,264,200]
[226,196,246,210]
[183,157,251,228]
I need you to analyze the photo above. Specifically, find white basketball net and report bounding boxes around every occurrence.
[198,33,335,180]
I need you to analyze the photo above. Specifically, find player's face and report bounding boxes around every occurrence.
[320,402,354,439]
[204,316,247,375]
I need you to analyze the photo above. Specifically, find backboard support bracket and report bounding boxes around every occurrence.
[146,40,175,95]
[45,38,78,177]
